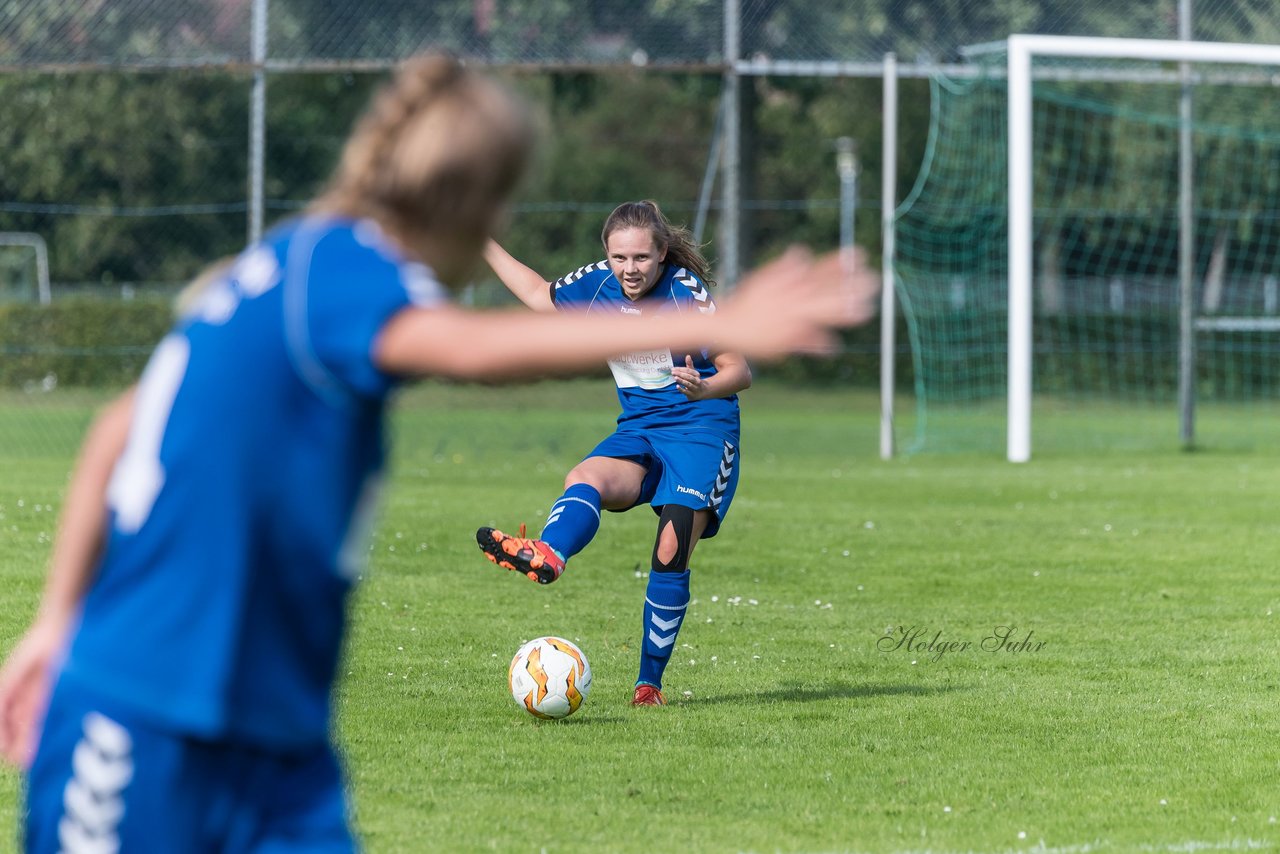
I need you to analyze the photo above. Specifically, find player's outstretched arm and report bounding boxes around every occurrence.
[0,389,134,768]
[483,239,555,312]
[376,245,879,381]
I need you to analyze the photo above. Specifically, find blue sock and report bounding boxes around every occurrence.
[637,569,690,690]
[538,483,601,561]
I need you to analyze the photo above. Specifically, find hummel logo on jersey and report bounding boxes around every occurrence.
[647,630,676,649]
[620,305,641,315]
[650,613,682,632]
[60,713,133,854]
[673,268,714,314]
[554,260,608,289]
[676,485,707,501]
[648,610,683,649]
[709,441,737,509]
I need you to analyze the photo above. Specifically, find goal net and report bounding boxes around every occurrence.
[892,37,1280,458]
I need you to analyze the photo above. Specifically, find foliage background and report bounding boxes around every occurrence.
[5,0,1280,296]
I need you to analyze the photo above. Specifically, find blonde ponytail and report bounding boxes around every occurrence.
[314,55,533,248]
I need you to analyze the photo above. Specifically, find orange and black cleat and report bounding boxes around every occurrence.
[476,525,565,585]
[631,684,666,706]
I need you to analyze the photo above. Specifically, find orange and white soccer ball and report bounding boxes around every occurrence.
[509,636,592,719]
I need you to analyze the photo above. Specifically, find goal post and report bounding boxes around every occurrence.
[890,36,1280,458]
[0,233,51,305]
[1005,35,1280,461]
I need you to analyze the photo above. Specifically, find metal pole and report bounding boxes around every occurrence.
[1007,37,1033,463]
[837,137,858,254]
[249,0,268,245]
[1177,0,1196,449]
[720,0,741,287]
[879,53,898,460]
[693,93,726,246]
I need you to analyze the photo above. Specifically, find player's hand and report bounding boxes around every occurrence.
[672,355,709,400]
[0,614,67,768]
[718,247,880,360]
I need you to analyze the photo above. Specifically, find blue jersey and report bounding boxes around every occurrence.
[59,216,443,750]
[551,261,739,438]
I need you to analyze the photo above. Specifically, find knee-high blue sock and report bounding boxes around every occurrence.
[538,483,601,562]
[637,569,690,690]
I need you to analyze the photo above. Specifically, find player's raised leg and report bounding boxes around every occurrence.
[477,455,645,583]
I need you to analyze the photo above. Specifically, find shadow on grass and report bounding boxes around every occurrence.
[521,683,967,726]
[534,713,629,726]
[684,682,968,706]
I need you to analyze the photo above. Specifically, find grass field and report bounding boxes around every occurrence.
[1,381,1278,852]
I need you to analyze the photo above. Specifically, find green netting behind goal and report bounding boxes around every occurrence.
[894,60,1280,454]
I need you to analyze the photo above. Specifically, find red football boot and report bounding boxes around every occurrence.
[476,525,565,585]
[631,683,666,706]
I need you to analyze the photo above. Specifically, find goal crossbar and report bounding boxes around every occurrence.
[1006,35,1280,461]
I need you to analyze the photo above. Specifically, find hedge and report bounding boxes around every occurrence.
[0,299,915,391]
[10,300,1275,397]
[0,299,172,388]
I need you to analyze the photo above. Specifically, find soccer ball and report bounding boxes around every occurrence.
[509,636,592,719]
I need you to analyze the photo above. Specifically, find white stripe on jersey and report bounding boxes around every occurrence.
[553,260,608,290]
[284,219,355,409]
[671,267,714,314]
[58,713,133,854]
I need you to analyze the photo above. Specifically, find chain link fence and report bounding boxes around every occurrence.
[7,2,1278,67]
[3,1,1280,453]
[4,1,1277,292]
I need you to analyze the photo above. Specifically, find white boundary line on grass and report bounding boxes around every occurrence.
[865,837,1273,854]
[1145,841,1274,852]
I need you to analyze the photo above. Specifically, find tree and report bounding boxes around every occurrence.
[0,71,249,285]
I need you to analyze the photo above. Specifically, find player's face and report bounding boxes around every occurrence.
[606,227,666,300]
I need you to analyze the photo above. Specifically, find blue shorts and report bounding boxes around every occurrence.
[25,675,356,853]
[586,427,740,538]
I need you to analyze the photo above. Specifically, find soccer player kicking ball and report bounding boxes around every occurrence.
[0,57,878,852]
[478,201,750,707]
